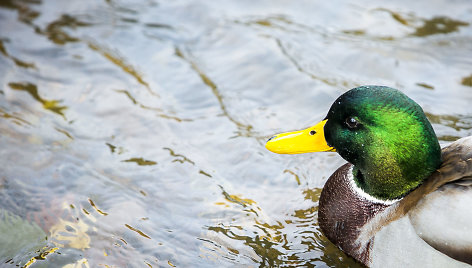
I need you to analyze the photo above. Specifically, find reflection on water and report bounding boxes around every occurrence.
[412,16,469,37]
[0,0,471,267]
[0,107,30,126]
[374,9,470,37]
[8,82,67,117]
[175,47,256,137]
[206,187,361,267]
[44,14,90,45]
[124,224,152,239]
[88,42,153,94]
[49,218,90,250]
[0,39,36,69]
[462,74,472,87]
[122,157,157,166]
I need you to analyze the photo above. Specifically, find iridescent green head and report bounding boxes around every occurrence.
[324,86,441,200]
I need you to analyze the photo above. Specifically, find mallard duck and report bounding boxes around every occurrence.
[266,86,472,267]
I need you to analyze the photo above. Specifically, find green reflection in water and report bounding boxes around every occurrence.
[342,29,366,36]
[390,12,409,26]
[0,0,20,9]
[209,185,362,267]
[163,147,195,165]
[106,142,126,154]
[175,47,255,137]
[124,224,151,239]
[199,170,212,178]
[416,83,434,90]
[374,8,413,26]
[0,107,31,126]
[121,157,157,166]
[296,188,362,267]
[3,0,160,102]
[208,225,284,267]
[220,186,260,216]
[8,82,67,117]
[114,89,188,122]
[275,37,326,83]
[144,23,174,30]
[425,112,472,141]
[43,14,91,45]
[462,74,472,87]
[88,199,108,216]
[0,0,40,25]
[88,43,156,96]
[358,10,469,41]
[273,37,353,88]
[0,39,36,69]
[412,16,469,37]
[236,15,311,34]
[425,112,472,131]
[54,127,73,140]
[284,169,301,185]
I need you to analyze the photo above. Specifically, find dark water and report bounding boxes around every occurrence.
[0,0,471,267]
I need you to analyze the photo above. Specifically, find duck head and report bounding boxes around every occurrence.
[266,86,442,201]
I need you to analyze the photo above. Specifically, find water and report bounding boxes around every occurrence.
[0,0,471,267]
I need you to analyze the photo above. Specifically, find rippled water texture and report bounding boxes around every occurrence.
[0,0,471,267]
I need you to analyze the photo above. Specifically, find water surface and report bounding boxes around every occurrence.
[1,0,471,267]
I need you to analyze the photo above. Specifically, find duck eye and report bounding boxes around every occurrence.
[345,117,359,129]
[309,130,316,135]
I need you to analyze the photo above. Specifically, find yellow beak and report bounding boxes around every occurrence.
[265,119,335,154]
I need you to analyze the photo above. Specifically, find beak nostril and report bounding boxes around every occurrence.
[267,135,277,142]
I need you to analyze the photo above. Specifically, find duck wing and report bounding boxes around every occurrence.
[409,136,472,264]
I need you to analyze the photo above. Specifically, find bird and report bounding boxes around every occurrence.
[265,85,472,267]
